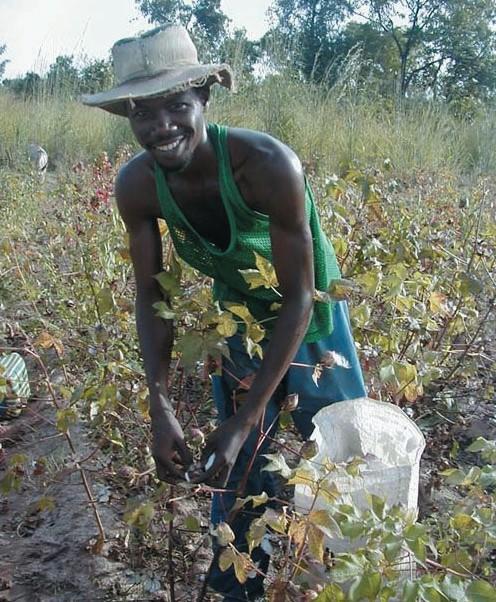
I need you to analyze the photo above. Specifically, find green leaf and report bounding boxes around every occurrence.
[184,515,201,531]
[349,572,382,601]
[154,271,181,297]
[440,468,466,485]
[440,575,469,602]
[402,581,420,602]
[369,494,386,520]
[96,286,116,316]
[441,550,473,575]
[466,580,496,602]
[56,407,78,432]
[152,301,175,320]
[466,437,495,454]
[458,273,483,297]
[316,583,346,602]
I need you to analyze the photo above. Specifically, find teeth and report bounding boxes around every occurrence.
[156,137,183,152]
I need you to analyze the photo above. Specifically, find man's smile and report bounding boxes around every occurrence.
[152,135,186,153]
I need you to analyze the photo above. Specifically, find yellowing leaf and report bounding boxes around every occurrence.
[35,331,64,356]
[123,501,155,531]
[232,552,251,584]
[429,291,448,314]
[263,508,288,534]
[254,252,279,288]
[262,453,293,479]
[56,407,78,433]
[247,322,265,343]
[288,519,307,547]
[158,219,168,236]
[216,313,238,337]
[214,522,235,546]
[239,252,279,290]
[37,496,56,512]
[224,303,253,322]
[247,517,266,553]
[327,278,359,300]
[308,524,325,563]
[219,548,236,572]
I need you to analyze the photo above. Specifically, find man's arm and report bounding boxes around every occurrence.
[195,141,314,486]
[115,163,192,481]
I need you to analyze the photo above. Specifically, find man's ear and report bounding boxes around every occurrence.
[196,85,211,108]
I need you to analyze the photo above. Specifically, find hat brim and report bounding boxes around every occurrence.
[80,64,233,117]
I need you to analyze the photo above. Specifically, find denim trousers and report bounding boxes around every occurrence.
[208,301,367,600]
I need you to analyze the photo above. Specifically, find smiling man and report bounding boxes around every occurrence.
[82,24,366,601]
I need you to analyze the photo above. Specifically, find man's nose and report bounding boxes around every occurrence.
[153,111,178,135]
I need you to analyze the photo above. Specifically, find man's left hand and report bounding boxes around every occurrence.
[191,413,257,488]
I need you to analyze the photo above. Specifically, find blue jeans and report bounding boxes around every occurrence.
[208,302,367,600]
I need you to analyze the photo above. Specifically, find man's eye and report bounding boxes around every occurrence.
[170,103,188,111]
[133,110,149,118]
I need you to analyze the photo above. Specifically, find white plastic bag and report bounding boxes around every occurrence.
[294,397,425,558]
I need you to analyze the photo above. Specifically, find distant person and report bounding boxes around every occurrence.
[82,25,366,601]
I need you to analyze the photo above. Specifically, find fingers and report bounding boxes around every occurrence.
[190,454,231,487]
[154,457,185,484]
[175,438,193,466]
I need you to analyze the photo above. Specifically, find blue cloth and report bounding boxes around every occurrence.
[208,301,367,600]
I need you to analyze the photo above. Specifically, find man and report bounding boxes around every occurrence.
[82,24,366,601]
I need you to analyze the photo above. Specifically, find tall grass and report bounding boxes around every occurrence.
[1,76,495,176]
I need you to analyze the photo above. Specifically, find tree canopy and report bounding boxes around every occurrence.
[2,1,495,108]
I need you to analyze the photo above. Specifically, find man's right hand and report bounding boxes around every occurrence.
[151,410,193,484]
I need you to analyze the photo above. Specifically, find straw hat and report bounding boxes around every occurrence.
[81,25,233,117]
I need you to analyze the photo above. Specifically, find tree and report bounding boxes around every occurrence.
[3,72,42,98]
[270,0,353,81]
[80,59,114,94]
[354,0,496,99]
[135,0,229,59]
[0,44,8,81]
[46,55,80,95]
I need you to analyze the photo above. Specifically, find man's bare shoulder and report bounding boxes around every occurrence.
[226,127,305,212]
[227,127,303,179]
[115,151,159,223]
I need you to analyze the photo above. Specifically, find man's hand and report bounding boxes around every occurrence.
[191,413,255,488]
[151,410,193,484]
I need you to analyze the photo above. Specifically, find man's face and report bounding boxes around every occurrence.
[128,89,207,171]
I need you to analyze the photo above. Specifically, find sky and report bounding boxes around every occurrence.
[0,0,272,78]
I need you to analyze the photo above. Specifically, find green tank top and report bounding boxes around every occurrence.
[154,122,341,343]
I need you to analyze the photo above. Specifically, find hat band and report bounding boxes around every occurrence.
[118,60,200,84]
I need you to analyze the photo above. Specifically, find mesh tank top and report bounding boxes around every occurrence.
[154,122,341,342]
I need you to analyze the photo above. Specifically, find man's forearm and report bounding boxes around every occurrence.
[135,291,174,418]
